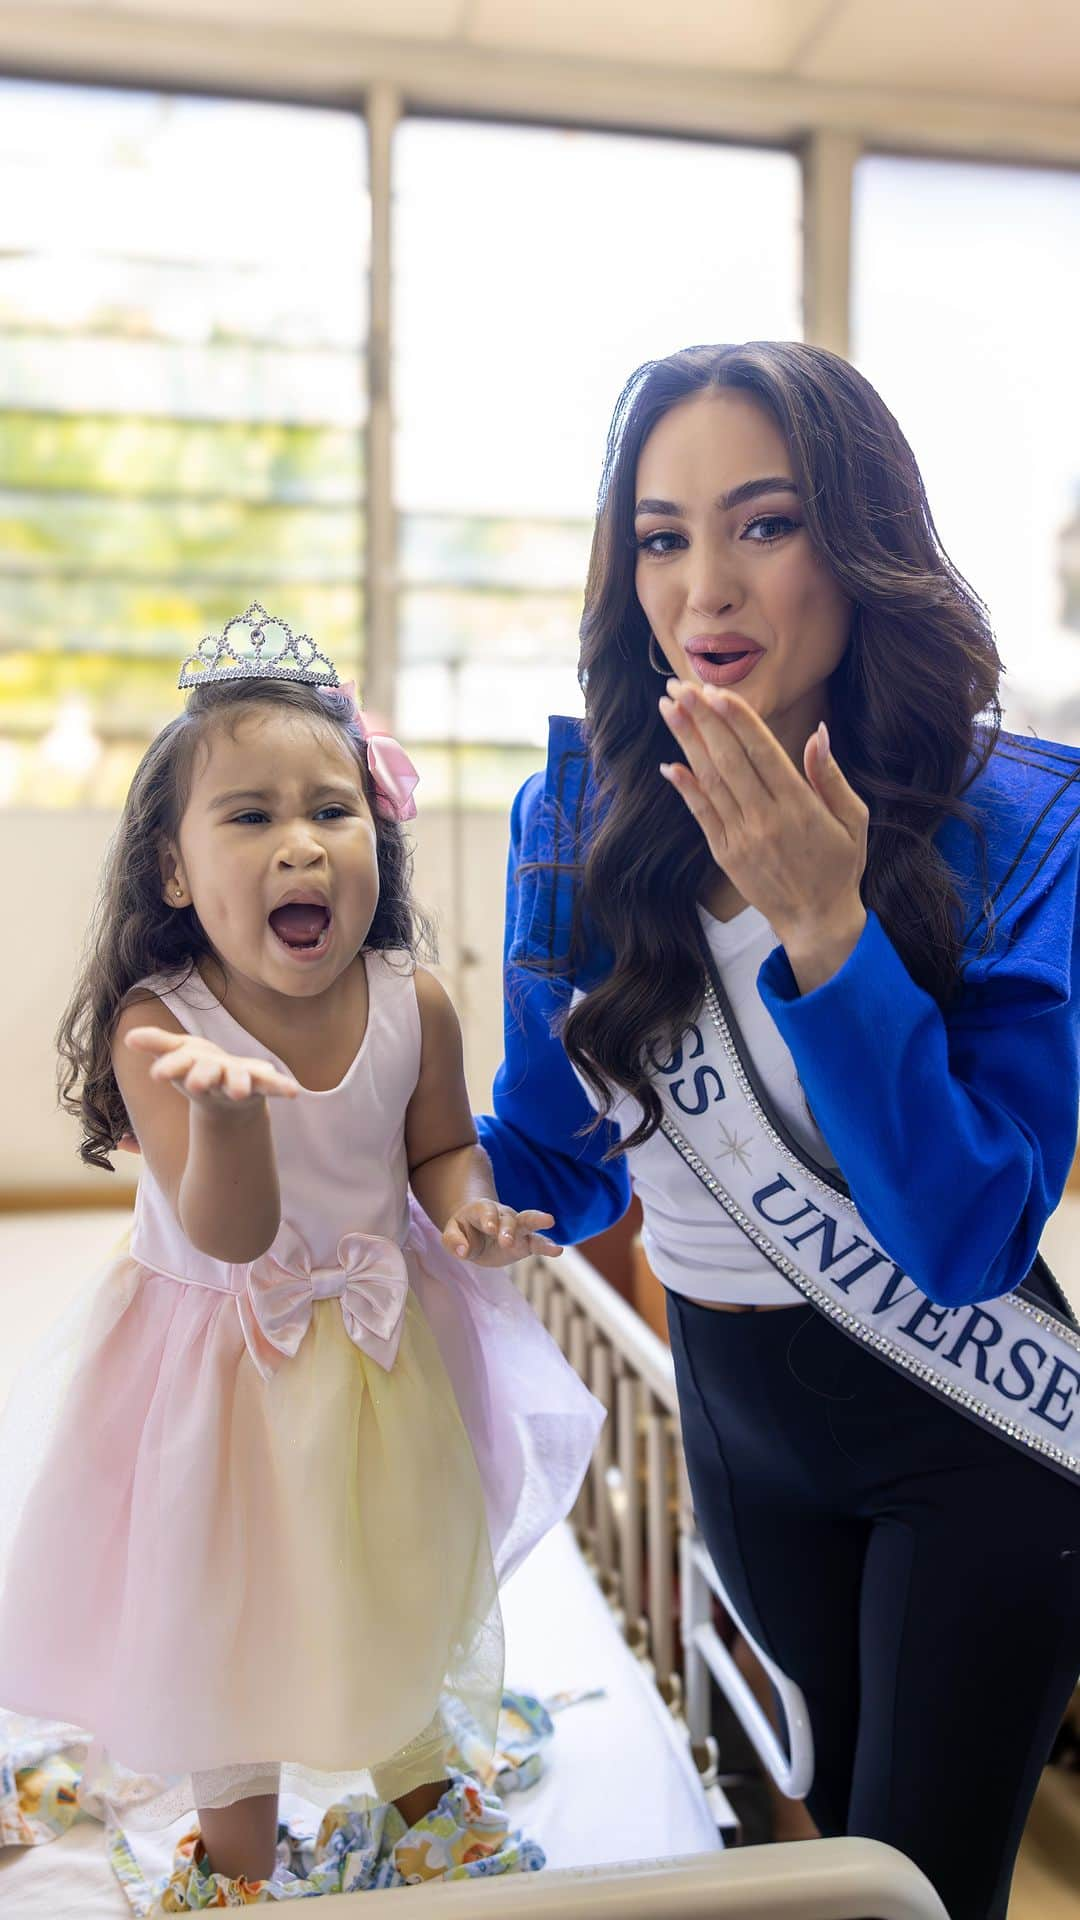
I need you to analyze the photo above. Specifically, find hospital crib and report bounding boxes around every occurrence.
[520,1248,814,1812]
[363,1246,949,1920]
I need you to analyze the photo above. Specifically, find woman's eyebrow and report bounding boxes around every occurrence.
[634,477,799,518]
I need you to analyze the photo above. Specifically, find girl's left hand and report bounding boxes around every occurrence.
[659,681,869,957]
[443,1201,563,1266]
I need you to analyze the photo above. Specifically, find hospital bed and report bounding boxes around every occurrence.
[0,1224,947,1918]
[522,1250,814,1803]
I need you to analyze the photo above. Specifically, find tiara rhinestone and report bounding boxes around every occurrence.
[178,603,340,690]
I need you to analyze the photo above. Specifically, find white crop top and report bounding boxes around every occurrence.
[574,905,839,1306]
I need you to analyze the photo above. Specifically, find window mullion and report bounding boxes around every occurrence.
[801,129,859,359]
[365,81,401,724]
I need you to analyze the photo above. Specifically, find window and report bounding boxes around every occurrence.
[853,154,1080,741]
[2,98,805,811]
[394,118,802,805]
[0,80,368,806]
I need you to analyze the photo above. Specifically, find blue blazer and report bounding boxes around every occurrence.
[477,718,1080,1309]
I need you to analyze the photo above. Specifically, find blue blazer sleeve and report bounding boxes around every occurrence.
[757,819,1080,1309]
[476,773,631,1246]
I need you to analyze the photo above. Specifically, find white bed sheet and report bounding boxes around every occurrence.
[0,1521,718,1915]
[498,1522,720,1868]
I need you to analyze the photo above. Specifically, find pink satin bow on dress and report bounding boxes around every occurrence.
[336,682,419,822]
[239,1224,410,1380]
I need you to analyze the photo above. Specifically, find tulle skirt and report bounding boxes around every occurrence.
[0,1203,602,1828]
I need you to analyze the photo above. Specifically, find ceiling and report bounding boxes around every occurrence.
[7,0,1080,110]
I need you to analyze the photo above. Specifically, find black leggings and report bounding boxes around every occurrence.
[667,1293,1080,1920]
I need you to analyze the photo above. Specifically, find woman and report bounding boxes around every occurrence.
[477,342,1080,1920]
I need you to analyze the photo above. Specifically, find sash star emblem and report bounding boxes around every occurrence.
[716,1121,754,1171]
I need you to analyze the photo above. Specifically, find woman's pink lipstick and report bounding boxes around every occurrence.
[684,636,764,688]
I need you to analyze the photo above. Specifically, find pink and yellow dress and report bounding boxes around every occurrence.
[0,951,602,1828]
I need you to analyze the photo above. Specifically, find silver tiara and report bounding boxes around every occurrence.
[178,603,340,690]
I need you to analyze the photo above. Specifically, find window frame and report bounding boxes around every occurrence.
[2,38,1079,740]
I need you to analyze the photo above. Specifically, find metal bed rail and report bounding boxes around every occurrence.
[518,1250,814,1805]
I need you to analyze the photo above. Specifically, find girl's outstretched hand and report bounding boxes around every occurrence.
[124,1027,300,1110]
[443,1201,563,1266]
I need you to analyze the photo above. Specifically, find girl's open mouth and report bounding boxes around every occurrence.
[268,902,332,957]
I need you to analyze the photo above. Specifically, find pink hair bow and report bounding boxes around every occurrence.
[336,681,419,822]
[239,1224,409,1380]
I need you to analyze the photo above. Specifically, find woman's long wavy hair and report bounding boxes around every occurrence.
[548,341,1002,1153]
[58,678,431,1171]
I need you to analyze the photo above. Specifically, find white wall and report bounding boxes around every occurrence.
[0,807,512,1200]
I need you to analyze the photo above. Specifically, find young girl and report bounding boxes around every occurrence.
[0,606,602,1891]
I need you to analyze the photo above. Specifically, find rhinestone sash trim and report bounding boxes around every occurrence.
[656,978,1080,1484]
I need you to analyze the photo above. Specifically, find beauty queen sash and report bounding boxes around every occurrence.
[655,940,1080,1486]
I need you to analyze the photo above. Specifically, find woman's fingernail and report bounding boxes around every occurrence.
[659,762,675,779]
[818,720,830,757]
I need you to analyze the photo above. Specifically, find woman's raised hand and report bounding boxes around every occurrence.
[659,681,868,968]
[443,1201,563,1267]
[124,1027,300,1109]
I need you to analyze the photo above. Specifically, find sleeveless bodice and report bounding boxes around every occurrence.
[128,949,418,1294]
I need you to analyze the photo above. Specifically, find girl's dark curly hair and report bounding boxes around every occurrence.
[545,342,1002,1153]
[57,677,431,1170]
